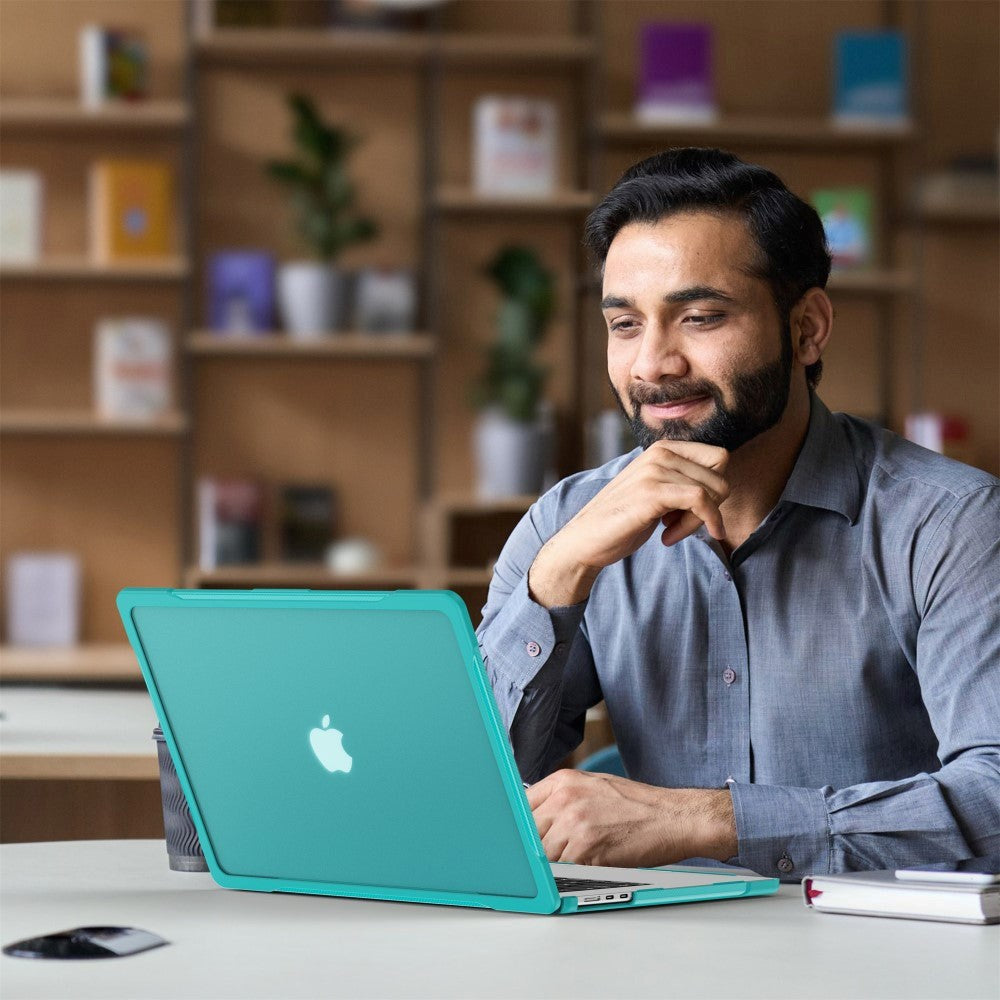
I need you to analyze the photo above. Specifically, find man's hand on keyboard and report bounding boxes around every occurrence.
[525,769,738,868]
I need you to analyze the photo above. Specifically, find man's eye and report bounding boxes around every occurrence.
[684,314,724,326]
[609,319,639,334]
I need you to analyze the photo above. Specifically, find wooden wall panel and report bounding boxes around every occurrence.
[1,438,181,642]
[193,360,420,567]
[0,0,185,99]
[1,284,184,410]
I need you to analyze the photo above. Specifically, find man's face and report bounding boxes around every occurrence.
[602,211,793,452]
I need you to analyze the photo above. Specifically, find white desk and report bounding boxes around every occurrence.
[2,841,997,1000]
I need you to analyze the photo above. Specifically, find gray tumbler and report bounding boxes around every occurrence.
[152,726,208,872]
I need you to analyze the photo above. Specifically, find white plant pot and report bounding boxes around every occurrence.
[474,407,547,499]
[277,261,346,338]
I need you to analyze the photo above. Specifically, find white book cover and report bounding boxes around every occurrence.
[79,24,108,108]
[5,553,81,647]
[93,317,172,419]
[473,96,557,198]
[0,170,43,262]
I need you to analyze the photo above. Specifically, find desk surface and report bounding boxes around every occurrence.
[2,840,997,1000]
[0,687,158,779]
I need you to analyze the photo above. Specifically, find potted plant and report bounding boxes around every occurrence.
[265,93,378,337]
[471,245,555,498]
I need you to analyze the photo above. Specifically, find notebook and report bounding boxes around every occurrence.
[117,588,778,915]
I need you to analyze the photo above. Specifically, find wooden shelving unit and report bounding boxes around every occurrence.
[195,27,430,66]
[599,112,915,149]
[0,98,190,130]
[186,331,435,359]
[433,187,596,214]
[0,411,189,435]
[184,564,423,589]
[0,256,190,281]
[0,643,140,682]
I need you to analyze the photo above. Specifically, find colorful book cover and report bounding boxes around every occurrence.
[89,159,173,261]
[207,251,276,334]
[636,23,716,124]
[0,169,42,262]
[473,96,557,198]
[197,479,264,570]
[93,317,172,420]
[280,485,337,562]
[812,187,875,269]
[833,30,909,125]
[79,25,148,108]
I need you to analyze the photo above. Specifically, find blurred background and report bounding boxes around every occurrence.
[1,0,997,844]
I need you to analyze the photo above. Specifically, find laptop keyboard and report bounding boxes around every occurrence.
[554,877,651,893]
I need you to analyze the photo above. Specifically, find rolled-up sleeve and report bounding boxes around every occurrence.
[730,484,1000,881]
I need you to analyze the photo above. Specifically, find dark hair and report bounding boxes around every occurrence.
[583,147,831,389]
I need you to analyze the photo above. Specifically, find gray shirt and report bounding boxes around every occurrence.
[477,395,1000,881]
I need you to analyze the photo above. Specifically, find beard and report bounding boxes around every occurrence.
[611,322,793,452]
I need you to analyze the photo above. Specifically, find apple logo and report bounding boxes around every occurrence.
[309,714,353,774]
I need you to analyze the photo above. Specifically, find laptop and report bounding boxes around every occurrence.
[117,587,778,915]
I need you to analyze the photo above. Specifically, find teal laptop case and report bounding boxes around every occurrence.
[118,588,778,914]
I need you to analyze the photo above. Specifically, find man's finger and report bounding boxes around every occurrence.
[524,773,558,811]
[652,439,729,472]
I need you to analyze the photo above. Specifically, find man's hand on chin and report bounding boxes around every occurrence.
[525,769,738,869]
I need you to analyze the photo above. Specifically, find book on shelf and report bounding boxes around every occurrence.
[635,22,717,124]
[811,187,875,269]
[0,169,43,263]
[353,267,417,333]
[280,485,337,562]
[79,24,149,108]
[89,159,173,262]
[93,317,172,421]
[473,96,558,199]
[804,864,1000,925]
[198,478,264,570]
[832,29,909,127]
[207,251,276,335]
[4,553,81,647]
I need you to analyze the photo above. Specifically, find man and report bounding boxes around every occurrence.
[476,147,999,882]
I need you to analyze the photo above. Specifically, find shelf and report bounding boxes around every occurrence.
[0,98,190,131]
[599,112,915,149]
[0,644,140,683]
[915,199,999,225]
[187,331,435,359]
[0,410,189,436]
[429,493,537,515]
[184,564,423,589]
[437,34,594,67]
[435,187,596,214]
[0,256,190,281]
[826,269,915,295]
[195,29,592,70]
[196,27,430,66]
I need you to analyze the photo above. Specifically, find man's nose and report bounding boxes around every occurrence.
[629,323,689,384]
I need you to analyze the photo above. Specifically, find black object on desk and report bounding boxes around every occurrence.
[3,926,169,959]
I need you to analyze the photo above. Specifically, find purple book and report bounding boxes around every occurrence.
[207,251,275,335]
[636,23,716,123]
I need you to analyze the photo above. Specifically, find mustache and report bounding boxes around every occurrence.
[627,380,721,407]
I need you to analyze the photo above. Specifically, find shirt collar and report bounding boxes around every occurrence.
[778,394,862,524]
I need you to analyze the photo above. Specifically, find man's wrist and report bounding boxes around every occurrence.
[674,788,738,862]
[527,536,600,609]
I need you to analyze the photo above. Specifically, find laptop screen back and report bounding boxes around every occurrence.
[130,602,538,898]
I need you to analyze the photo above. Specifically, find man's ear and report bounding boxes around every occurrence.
[791,288,833,368]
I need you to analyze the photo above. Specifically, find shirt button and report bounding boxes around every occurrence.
[777,855,794,874]
[525,641,541,657]
[723,571,732,581]
[723,668,736,685]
